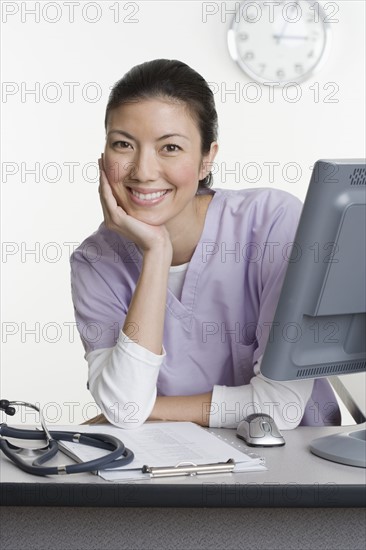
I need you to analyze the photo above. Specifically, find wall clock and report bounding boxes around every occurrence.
[227,0,333,85]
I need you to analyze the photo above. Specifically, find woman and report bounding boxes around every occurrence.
[70,59,341,429]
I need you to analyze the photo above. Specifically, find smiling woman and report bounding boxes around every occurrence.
[70,59,341,430]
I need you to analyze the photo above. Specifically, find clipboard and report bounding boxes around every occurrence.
[56,422,266,481]
[141,458,236,478]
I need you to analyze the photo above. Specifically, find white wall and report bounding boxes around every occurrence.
[1,1,365,425]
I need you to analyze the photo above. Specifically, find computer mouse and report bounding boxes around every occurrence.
[236,413,286,447]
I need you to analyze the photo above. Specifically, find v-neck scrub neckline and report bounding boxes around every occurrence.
[166,189,222,320]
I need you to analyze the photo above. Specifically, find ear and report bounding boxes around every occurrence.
[199,142,219,181]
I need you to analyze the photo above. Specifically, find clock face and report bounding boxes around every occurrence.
[228,0,332,85]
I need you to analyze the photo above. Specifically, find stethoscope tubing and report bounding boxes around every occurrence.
[0,424,134,476]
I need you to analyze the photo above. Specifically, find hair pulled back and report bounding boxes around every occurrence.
[105,59,218,190]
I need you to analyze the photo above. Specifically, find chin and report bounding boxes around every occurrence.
[130,211,167,226]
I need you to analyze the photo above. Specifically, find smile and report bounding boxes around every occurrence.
[127,187,172,205]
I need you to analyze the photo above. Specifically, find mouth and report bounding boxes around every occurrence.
[126,187,172,205]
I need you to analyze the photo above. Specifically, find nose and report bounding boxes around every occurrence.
[127,148,160,183]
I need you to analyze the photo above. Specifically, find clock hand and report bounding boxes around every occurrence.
[275,3,299,44]
[273,35,309,40]
[276,20,289,45]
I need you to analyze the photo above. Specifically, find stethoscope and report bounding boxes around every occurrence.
[0,399,134,476]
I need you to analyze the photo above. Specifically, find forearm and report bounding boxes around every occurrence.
[148,391,213,426]
[208,360,314,429]
[123,246,172,355]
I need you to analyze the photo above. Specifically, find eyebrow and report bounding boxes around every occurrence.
[107,130,189,142]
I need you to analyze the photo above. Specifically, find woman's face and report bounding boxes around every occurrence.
[104,98,218,226]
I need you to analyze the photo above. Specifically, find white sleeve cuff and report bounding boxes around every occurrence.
[209,384,259,429]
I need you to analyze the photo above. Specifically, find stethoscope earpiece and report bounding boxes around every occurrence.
[0,400,16,416]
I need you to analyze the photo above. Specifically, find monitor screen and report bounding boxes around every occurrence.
[260,159,366,467]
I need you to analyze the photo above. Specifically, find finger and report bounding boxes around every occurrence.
[99,154,106,171]
[98,158,110,191]
[98,160,114,209]
[99,169,116,207]
[98,157,103,192]
[99,168,128,224]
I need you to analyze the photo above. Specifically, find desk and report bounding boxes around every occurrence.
[1,423,366,550]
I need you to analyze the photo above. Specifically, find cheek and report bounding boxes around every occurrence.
[104,157,127,186]
[168,160,200,186]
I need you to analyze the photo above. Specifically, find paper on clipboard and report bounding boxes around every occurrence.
[58,421,266,481]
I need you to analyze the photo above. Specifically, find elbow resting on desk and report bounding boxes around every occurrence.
[88,373,158,429]
[86,346,161,429]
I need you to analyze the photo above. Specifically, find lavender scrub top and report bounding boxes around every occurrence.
[70,187,341,427]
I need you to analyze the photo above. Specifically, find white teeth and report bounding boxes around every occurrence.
[130,189,168,201]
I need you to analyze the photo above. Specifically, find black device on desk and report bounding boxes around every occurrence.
[257,159,366,467]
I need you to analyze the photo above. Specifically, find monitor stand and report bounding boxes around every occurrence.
[310,428,366,468]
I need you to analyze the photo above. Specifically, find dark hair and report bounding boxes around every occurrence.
[104,59,218,190]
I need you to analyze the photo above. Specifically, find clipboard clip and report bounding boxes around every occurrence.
[141,458,236,478]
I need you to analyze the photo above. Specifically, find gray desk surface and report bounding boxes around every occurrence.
[1,423,365,508]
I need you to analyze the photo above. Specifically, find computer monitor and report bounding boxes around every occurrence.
[260,159,366,468]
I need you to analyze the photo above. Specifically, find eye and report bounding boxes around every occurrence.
[112,141,132,149]
[163,144,181,153]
